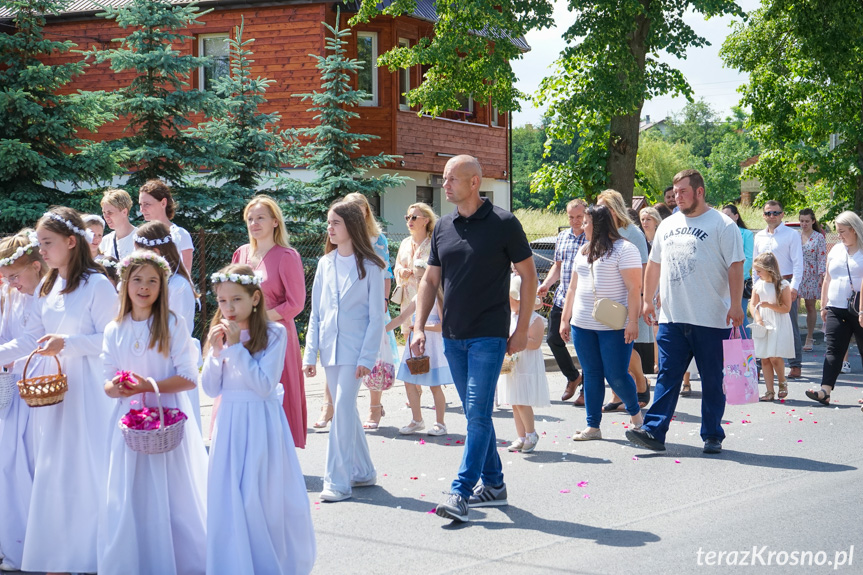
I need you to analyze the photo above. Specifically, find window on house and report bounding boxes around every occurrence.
[398,38,410,111]
[357,32,378,106]
[199,33,230,91]
[416,186,433,206]
[491,106,500,127]
[368,192,381,216]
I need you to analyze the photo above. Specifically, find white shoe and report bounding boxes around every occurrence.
[351,474,377,487]
[508,437,525,452]
[427,422,447,436]
[399,419,425,434]
[320,488,352,502]
[841,361,851,374]
[521,432,539,453]
[0,561,19,572]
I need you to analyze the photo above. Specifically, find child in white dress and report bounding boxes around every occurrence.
[0,230,45,571]
[499,274,550,453]
[98,250,207,575]
[134,220,202,427]
[386,261,452,436]
[202,264,315,575]
[750,252,795,401]
[3,208,118,574]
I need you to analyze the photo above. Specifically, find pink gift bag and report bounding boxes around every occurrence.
[723,327,759,405]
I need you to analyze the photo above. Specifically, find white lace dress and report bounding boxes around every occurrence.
[498,312,551,407]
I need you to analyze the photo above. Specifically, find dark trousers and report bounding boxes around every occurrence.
[547,305,581,382]
[821,307,863,389]
[641,323,731,443]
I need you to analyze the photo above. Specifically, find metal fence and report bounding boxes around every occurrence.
[187,223,844,343]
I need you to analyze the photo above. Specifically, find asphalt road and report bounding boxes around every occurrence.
[296,340,862,575]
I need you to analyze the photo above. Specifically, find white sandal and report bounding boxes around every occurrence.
[427,422,447,436]
[399,419,425,434]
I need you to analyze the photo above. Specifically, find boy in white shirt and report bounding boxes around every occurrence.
[99,188,138,259]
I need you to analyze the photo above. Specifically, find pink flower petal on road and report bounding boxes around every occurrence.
[560,489,571,494]
[632,456,639,461]
[577,481,589,488]
[419,439,426,445]
[674,460,681,463]
[798,439,803,443]
[583,494,590,499]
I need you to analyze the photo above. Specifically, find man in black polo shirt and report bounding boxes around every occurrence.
[412,154,537,522]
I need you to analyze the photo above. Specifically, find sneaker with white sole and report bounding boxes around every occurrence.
[320,487,351,502]
[0,562,18,572]
[427,422,447,436]
[507,437,525,452]
[351,474,377,487]
[435,492,469,521]
[399,419,425,434]
[468,482,508,507]
[841,361,851,374]
[521,432,539,453]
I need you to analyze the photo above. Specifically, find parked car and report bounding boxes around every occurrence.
[530,235,558,283]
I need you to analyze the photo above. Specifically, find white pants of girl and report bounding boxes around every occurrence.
[324,366,376,494]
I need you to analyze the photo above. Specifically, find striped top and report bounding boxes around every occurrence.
[570,239,642,331]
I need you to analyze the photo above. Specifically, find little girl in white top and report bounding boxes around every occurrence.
[386,261,452,436]
[99,251,207,575]
[750,252,795,401]
[202,264,315,575]
[0,229,45,571]
[499,274,550,453]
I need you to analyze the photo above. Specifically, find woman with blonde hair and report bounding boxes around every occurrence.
[315,192,396,430]
[393,203,436,307]
[231,195,308,447]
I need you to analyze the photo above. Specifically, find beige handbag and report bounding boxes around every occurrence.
[590,262,627,330]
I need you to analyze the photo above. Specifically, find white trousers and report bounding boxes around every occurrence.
[323,366,375,494]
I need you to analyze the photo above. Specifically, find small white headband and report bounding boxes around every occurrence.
[44,212,95,243]
[133,234,172,247]
[211,270,264,286]
[0,231,39,268]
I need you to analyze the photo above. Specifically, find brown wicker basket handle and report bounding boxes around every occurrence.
[21,349,62,382]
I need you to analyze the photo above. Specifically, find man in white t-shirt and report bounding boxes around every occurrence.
[99,188,137,259]
[626,169,744,455]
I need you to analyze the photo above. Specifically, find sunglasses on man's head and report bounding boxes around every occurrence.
[763,211,783,217]
[405,215,421,221]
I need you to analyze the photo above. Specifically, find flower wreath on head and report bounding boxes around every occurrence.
[211,270,264,287]
[0,231,39,268]
[117,251,172,280]
[133,233,172,247]
[44,212,94,243]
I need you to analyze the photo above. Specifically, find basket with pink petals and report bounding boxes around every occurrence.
[118,374,186,454]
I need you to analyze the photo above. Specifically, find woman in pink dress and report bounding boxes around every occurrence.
[232,195,308,448]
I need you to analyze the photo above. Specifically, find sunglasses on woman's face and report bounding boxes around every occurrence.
[405,215,421,221]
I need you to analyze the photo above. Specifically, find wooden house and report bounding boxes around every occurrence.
[2,0,523,229]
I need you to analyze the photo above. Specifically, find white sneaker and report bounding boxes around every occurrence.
[842,361,852,374]
[399,419,425,434]
[521,432,539,453]
[508,437,525,452]
[0,562,19,572]
[320,488,351,502]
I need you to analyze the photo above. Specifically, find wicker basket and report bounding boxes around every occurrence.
[405,333,429,375]
[17,351,67,407]
[500,355,515,375]
[0,371,19,411]
[120,379,186,455]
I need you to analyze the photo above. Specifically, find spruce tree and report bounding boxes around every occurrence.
[0,0,119,230]
[90,0,216,187]
[292,8,405,220]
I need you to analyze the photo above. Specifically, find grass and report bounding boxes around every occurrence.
[513,208,567,238]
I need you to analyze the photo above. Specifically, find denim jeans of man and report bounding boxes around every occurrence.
[571,326,640,428]
[443,337,507,498]
[547,305,580,382]
[641,322,731,444]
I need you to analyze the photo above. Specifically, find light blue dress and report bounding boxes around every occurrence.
[372,233,399,360]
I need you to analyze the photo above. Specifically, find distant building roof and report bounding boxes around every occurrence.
[639,116,669,134]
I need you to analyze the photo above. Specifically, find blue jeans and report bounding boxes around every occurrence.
[741,297,751,339]
[642,323,731,443]
[443,337,507,498]
[571,326,640,428]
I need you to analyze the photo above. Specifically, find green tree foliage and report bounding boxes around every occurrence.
[634,133,701,203]
[722,1,863,215]
[703,130,758,206]
[535,1,743,204]
[88,0,216,187]
[512,123,585,210]
[0,0,120,230]
[351,0,554,115]
[290,10,406,220]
